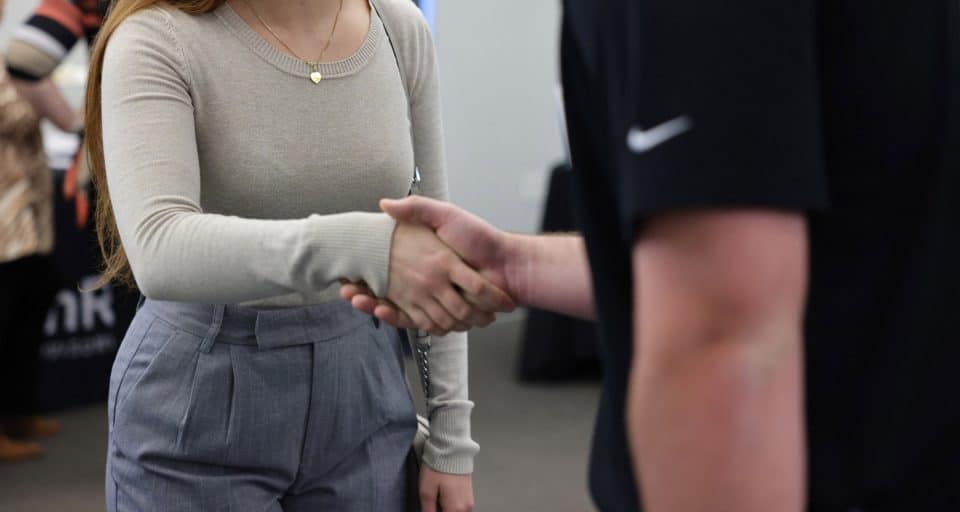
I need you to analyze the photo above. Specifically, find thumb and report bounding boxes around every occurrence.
[380,196,447,229]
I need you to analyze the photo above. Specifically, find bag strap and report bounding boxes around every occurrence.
[370,0,433,403]
[369,0,412,110]
[408,328,432,401]
[371,0,420,199]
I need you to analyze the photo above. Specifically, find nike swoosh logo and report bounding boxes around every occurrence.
[626,116,693,154]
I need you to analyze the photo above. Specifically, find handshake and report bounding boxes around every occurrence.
[340,196,524,336]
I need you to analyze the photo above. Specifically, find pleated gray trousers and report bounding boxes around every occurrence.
[106,298,416,511]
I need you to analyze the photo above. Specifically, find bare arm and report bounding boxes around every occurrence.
[627,209,807,512]
[11,78,82,133]
[503,233,595,320]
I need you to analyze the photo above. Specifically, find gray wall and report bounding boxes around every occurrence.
[0,1,37,44]
[1,1,566,234]
[436,1,565,234]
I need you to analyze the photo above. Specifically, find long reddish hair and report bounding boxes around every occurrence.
[85,0,226,287]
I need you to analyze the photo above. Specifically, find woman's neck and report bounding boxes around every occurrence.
[241,0,346,32]
[230,0,371,63]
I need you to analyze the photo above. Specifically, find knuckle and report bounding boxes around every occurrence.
[454,303,472,320]
[427,273,447,290]
[428,251,449,267]
[442,252,459,268]
[466,279,485,296]
[415,274,433,289]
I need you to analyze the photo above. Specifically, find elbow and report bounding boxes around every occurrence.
[124,207,197,302]
[639,265,807,381]
[639,290,806,381]
[129,259,176,301]
[125,237,180,302]
[634,211,809,377]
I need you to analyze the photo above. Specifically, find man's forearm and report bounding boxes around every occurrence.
[12,78,81,133]
[503,233,595,320]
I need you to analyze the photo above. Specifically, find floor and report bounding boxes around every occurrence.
[0,317,602,511]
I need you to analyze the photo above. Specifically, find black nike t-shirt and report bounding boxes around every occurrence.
[561,1,960,510]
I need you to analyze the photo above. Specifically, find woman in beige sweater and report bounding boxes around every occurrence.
[88,0,507,510]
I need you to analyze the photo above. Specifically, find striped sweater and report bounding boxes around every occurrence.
[6,0,104,82]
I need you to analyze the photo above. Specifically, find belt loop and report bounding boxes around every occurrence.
[198,304,225,353]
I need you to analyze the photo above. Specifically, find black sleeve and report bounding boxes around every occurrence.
[614,0,828,240]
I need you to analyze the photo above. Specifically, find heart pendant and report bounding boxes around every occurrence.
[310,71,323,84]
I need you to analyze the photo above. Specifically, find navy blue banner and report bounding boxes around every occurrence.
[37,172,137,412]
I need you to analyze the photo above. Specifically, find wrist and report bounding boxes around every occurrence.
[502,232,536,307]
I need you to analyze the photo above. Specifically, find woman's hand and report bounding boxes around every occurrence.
[419,466,474,512]
[345,198,519,331]
[386,220,512,336]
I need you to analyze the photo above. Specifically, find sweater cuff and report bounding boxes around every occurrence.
[421,402,479,475]
[302,212,396,296]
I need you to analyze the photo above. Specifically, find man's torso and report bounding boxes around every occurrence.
[563,1,960,510]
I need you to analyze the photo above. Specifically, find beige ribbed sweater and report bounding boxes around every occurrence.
[102,0,477,474]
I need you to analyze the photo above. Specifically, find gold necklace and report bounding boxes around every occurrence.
[239,0,345,84]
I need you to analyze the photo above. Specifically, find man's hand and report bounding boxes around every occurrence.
[385,197,515,296]
[383,218,513,335]
[344,197,519,329]
[419,466,474,512]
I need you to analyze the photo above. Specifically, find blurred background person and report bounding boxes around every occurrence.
[0,0,62,462]
[7,0,105,228]
[0,0,105,463]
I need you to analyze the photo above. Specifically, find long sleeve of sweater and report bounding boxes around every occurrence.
[102,9,397,303]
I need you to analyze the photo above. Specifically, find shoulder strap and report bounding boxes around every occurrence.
[369,0,432,402]
[369,0,418,193]
[369,0,412,102]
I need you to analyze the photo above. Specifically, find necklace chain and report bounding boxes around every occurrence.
[239,0,345,73]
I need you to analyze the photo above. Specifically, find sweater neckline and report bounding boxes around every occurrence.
[215,1,384,81]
